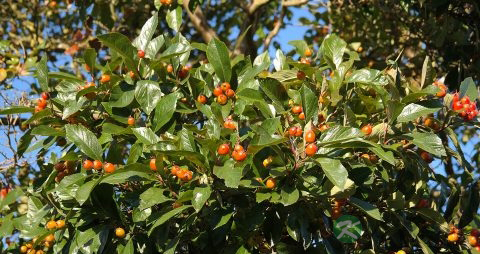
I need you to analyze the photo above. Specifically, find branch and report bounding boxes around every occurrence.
[283,0,308,6]
[248,0,269,14]
[263,8,285,49]
[182,0,218,43]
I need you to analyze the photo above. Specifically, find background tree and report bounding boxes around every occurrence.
[0,0,479,253]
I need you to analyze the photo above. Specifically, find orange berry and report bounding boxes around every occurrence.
[298,112,305,120]
[305,143,318,156]
[127,116,135,126]
[292,105,303,114]
[20,246,28,253]
[167,64,174,73]
[319,124,329,132]
[56,220,65,229]
[361,124,372,135]
[232,150,247,162]
[93,160,103,170]
[468,235,477,246]
[217,144,230,155]
[332,207,342,220]
[137,50,145,58]
[45,234,55,242]
[170,165,180,175]
[115,227,126,238]
[100,74,110,83]
[213,87,223,97]
[234,144,244,152]
[424,118,434,128]
[149,158,157,171]
[46,220,57,230]
[295,128,303,137]
[35,106,42,113]
[436,88,446,98]
[197,95,207,104]
[266,178,276,189]
[220,82,231,91]
[41,92,50,100]
[217,94,228,105]
[447,233,458,243]
[223,120,236,129]
[225,89,235,98]
[300,58,311,65]
[288,127,297,137]
[83,160,93,170]
[37,98,47,108]
[305,130,316,143]
[263,156,273,167]
[104,163,116,173]
[128,71,135,79]
[304,48,313,57]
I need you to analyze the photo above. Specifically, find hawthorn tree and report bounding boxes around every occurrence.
[0,1,480,254]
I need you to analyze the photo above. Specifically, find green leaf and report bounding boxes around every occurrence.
[280,185,300,206]
[346,69,387,86]
[121,239,134,254]
[401,85,439,104]
[83,48,97,72]
[213,159,243,188]
[406,131,446,157]
[416,208,448,228]
[166,7,182,32]
[273,49,288,71]
[300,84,317,122]
[192,186,212,212]
[133,13,158,50]
[0,106,34,115]
[320,34,346,69]
[146,35,165,59]
[349,197,383,221]
[139,188,172,210]
[459,77,478,100]
[318,126,361,146]
[76,177,103,205]
[31,125,64,136]
[65,124,103,160]
[420,56,434,89]
[97,33,138,76]
[101,164,155,184]
[135,80,163,115]
[0,188,24,208]
[397,103,441,123]
[417,237,434,254]
[127,142,143,164]
[36,55,49,91]
[158,42,191,60]
[154,92,178,131]
[368,146,395,165]
[206,38,231,82]
[288,40,308,57]
[131,127,160,145]
[315,158,348,190]
[148,205,192,235]
[49,71,83,82]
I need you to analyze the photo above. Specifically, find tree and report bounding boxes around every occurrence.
[0,1,479,254]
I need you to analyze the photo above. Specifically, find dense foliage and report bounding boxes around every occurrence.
[0,1,479,254]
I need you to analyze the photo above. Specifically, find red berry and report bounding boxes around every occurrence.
[83,160,93,170]
[305,143,318,156]
[297,71,306,80]
[298,112,305,120]
[137,50,145,58]
[294,127,303,137]
[217,94,228,105]
[104,163,116,173]
[361,124,372,135]
[217,144,230,155]
[292,106,303,114]
[305,130,316,143]
[234,144,244,152]
[288,127,297,137]
[460,96,471,105]
[41,92,50,100]
[233,149,247,161]
[197,95,207,104]
[225,89,235,98]
[213,87,223,97]
[220,82,231,92]
[453,101,463,110]
[149,158,157,171]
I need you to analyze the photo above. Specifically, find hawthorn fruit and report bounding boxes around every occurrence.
[361,124,372,135]
[104,163,116,173]
[93,160,103,170]
[305,143,318,156]
[46,220,57,230]
[127,116,135,126]
[115,227,126,238]
[137,50,145,58]
[265,178,276,189]
[217,144,230,155]
[197,94,207,104]
[149,158,157,171]
[83,160,93,170]
[100,74,110,83]
[305,130,316,143]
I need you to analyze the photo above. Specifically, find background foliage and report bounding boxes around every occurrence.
[0,0,479,253]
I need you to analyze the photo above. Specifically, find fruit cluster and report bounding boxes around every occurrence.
[218,143,247,162]
[331,198,346,220]
[290,104,305,120]
[83,159,116,173]
[35,92,49,113]
[288,127,318,156]
[54,161,76,182]
[213,82,235,105]
[20,219,66,253]
[452,94,478,121]
[170,165,193,182]
[468,228,480,251]
[447,225,460,243]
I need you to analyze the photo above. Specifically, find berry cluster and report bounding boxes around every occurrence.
[35,92,50,113]
[331,198,346,220]
[289,127,318,156]
[83,159,116,173]
[54,161,76,182]
[19,219,66,253]
[170,165,193,182]
[447,225,461,243]
[468,228,480,251]
[213,82,235,105]
[218,143,247,162]
[290,104,305,120]
[452,94,478,121]
[433,80,447,98]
